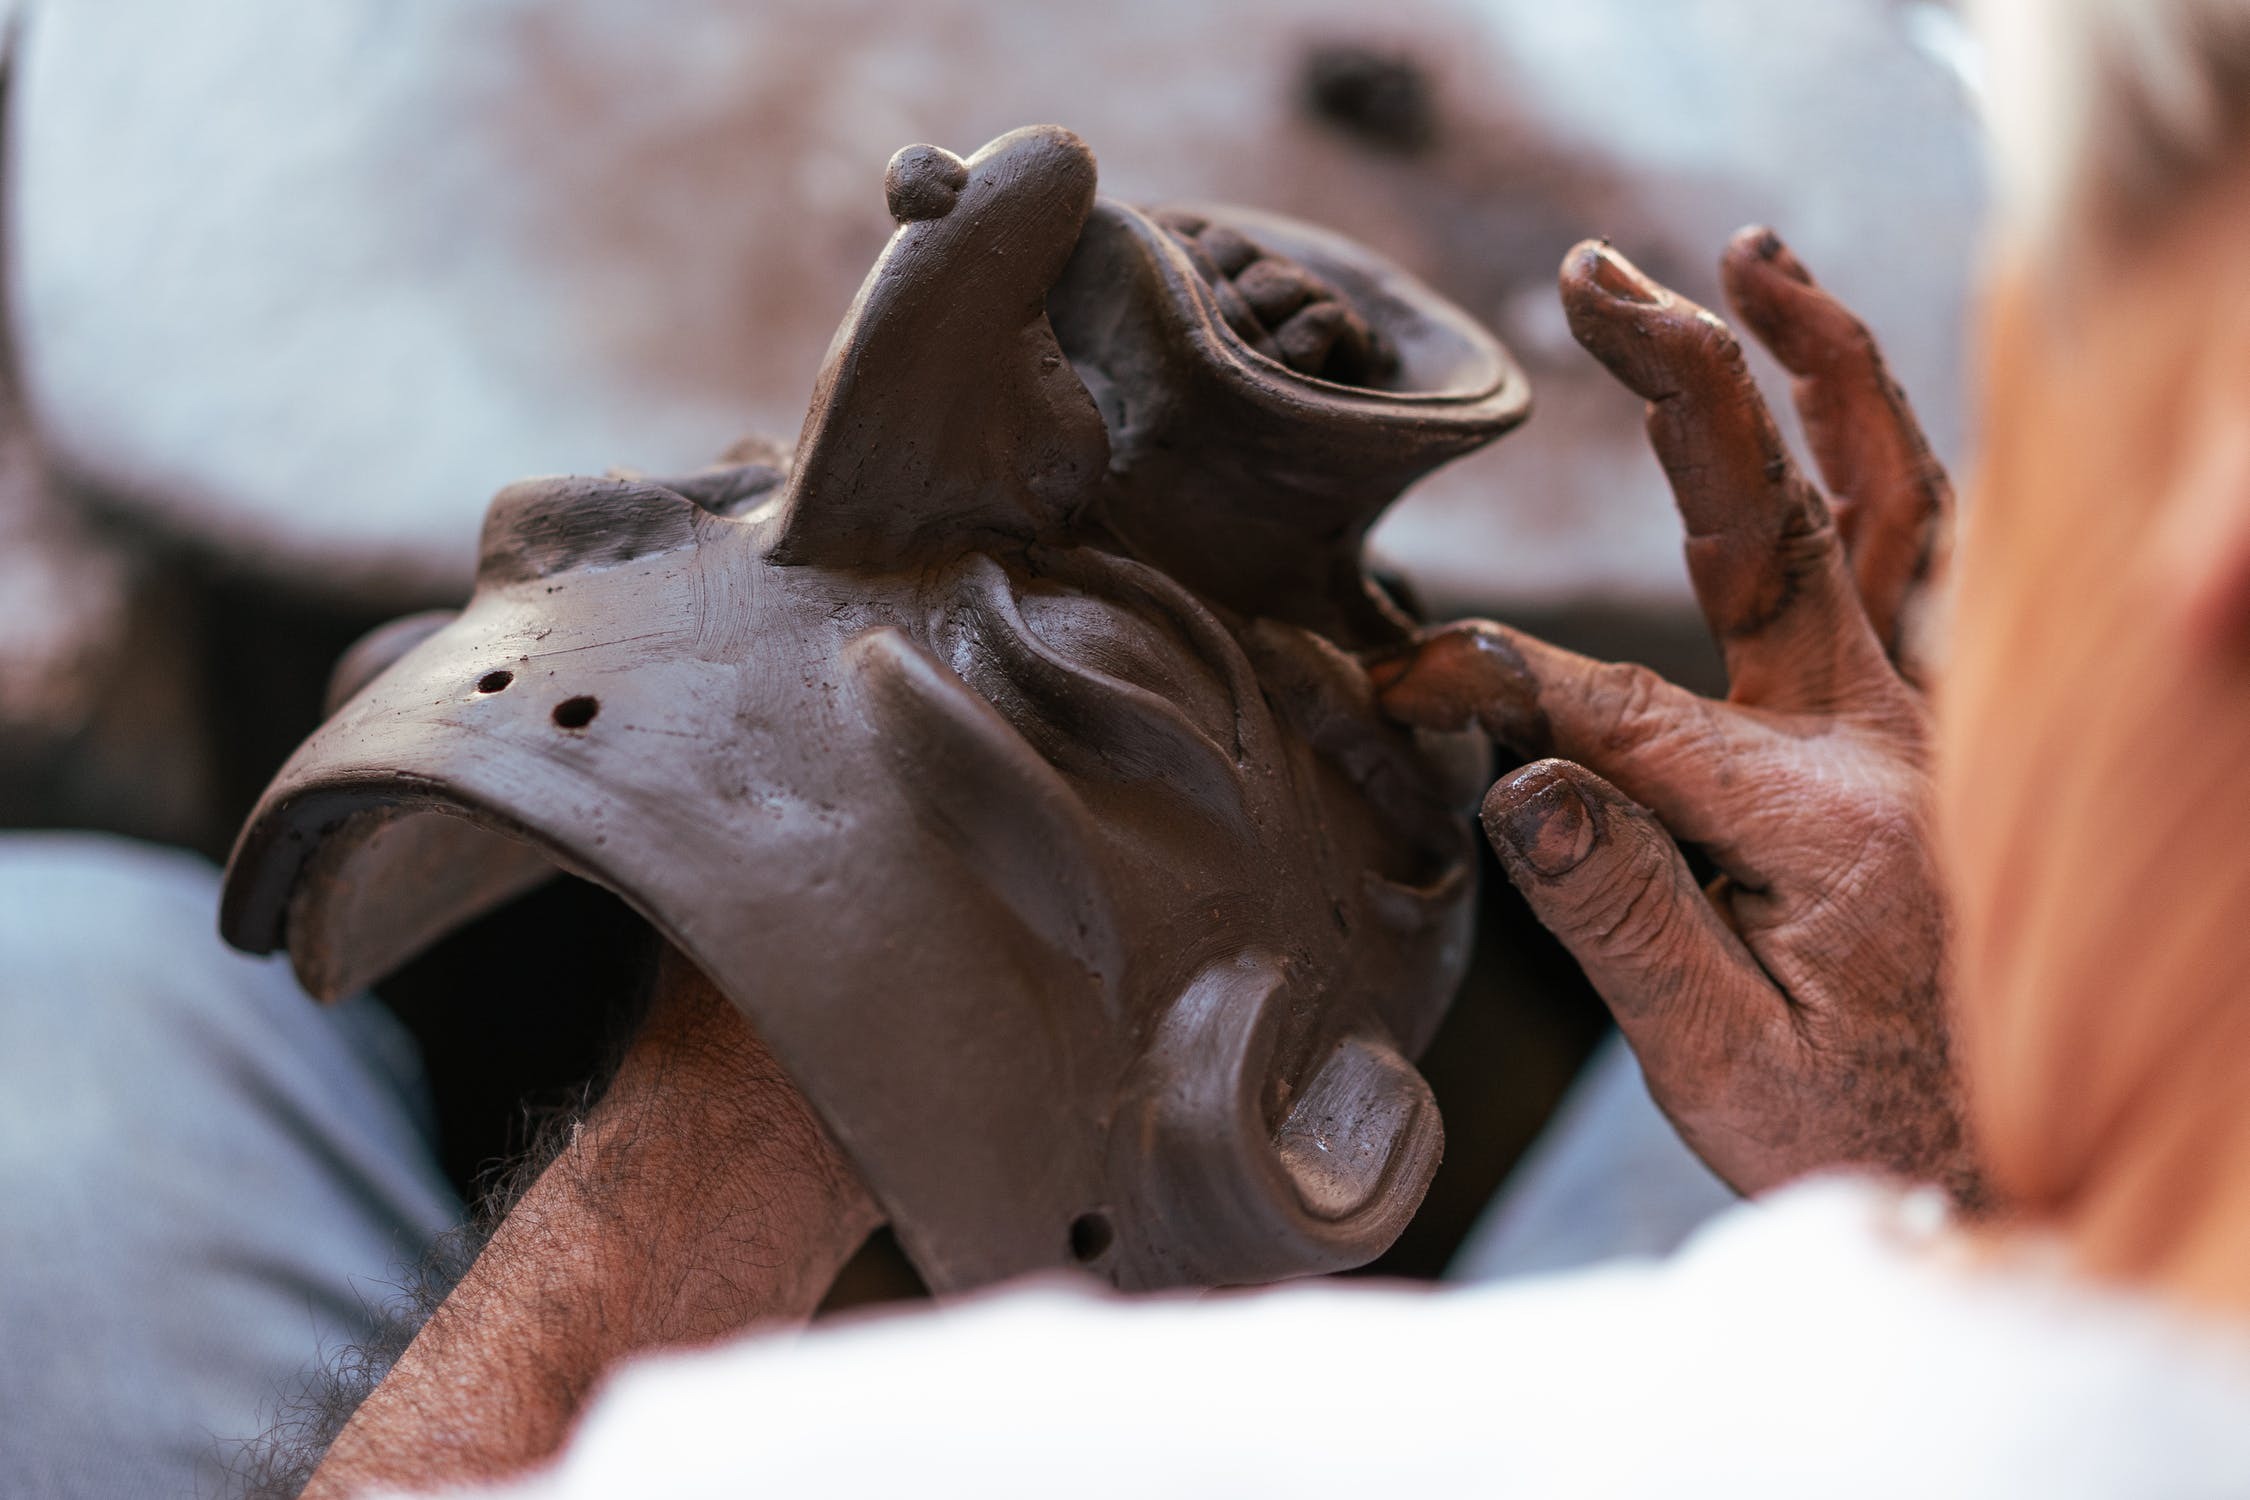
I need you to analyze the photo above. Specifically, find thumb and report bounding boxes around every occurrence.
[1483,759,1786,1118]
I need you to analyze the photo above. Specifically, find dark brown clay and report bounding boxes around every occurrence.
[221,125,1528,1292]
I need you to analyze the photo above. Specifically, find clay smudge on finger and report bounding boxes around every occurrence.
[1561,236,1861,683]
[1372,625,1553,757]
[1717,223,1956,668]
[1585,239,1661,306]
[1555,240,1721,404]
[1720,227,1876,383]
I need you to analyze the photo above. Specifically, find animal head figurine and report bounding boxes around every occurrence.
[221,125,1528,1292]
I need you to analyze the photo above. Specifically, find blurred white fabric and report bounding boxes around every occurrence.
[435,1177,2250,1499]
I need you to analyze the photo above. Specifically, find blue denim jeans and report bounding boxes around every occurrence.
[0,834,463,1499]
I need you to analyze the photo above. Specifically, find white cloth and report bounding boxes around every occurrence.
[442,1177,2250,1499]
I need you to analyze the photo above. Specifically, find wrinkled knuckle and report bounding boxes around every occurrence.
[1539,829,1677,964]
[1761,502,1850,610]
[1588,861,1687,966]
[1775,494,1846,566]
[1684,312,1751,379]
[1586,660,1680,756]
[1693,306,1744,355]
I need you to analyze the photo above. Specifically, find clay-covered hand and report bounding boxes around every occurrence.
[1375,230,1977,1204]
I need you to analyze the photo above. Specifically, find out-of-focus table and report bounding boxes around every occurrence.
[10,0,1982,630]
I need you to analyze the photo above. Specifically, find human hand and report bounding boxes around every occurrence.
[1375,230,1977,1204]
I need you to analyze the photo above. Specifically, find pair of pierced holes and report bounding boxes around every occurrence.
[1069,1211,1114,1263]
[552,695,600,730]
[473,671,597,731]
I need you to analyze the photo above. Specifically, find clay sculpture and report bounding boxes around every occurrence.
[220,125,1529,1292]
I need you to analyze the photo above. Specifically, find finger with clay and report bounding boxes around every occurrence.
[1374,231,1980,1209]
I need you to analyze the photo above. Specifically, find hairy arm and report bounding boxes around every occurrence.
[300,948,879,1499]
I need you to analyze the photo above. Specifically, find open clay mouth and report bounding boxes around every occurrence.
[1153,209,1402,389]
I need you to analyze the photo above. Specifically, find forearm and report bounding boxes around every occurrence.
[303,952,879,1499]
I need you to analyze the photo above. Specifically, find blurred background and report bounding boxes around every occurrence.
[0,0,1984,1282]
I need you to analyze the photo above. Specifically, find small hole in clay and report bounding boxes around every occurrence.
[1068,1211,1114,1263]
[552,695,600,730]
[476,670,514,694]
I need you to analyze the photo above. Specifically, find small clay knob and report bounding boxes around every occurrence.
[884,144,970,223]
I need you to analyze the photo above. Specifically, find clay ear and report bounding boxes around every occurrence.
[846,624,1123,992]
[937,552,1253,819]
[1124,953,1442,1287]
[768,126,1110,569]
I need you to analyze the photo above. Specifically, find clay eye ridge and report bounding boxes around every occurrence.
[937,553,1258,821]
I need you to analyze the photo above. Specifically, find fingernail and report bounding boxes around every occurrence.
[1740,225,1810,285]
[1483,765,1598,877]
[1583,244,1659,306]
